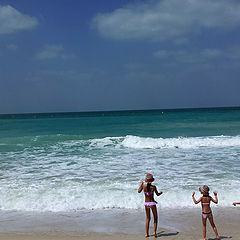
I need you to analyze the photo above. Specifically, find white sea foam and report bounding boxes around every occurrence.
[0,182,239,212]
[58,134,240,150]
[0,134,239,212]
[121,135,240,149]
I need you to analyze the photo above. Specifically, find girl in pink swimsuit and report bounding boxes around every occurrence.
[192,185,220,240]
[138,173,163,238]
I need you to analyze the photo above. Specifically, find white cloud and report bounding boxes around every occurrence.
[35,44,75,60]
[7,44,18,50]
[154,46,240,65]
[25,70,92,83]
[92,0,240,41]
[35,45,64,60]
[0,5,38,34]
[154,48,222,63]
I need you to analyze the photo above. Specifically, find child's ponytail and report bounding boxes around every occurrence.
[147,182,151,192]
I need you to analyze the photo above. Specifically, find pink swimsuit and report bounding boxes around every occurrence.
[202,202,211,218]
[144,191,158,208]
[202,211,212,218]
[144,201,158,208]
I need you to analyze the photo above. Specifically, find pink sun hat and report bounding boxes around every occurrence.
[199,185,209,194]
[145,173,155,183]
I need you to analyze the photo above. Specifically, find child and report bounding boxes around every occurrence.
[192,185,220,240]
[233,202,240,206]
[138,173,163,238]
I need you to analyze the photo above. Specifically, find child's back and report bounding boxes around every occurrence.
[192,185,220,240]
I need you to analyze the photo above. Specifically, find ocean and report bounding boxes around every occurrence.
[0,107,240,232]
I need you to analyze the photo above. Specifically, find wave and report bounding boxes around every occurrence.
[1,134,240,212]
[0,185,238,212]
[71,135,240,150]
[2,134,240,151]
[57,134,240,150]
[121,135,240,149]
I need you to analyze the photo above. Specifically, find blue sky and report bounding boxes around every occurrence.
[1,0,240,114]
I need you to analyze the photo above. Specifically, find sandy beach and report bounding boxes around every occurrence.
[0,207,238,240]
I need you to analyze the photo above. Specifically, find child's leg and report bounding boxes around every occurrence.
[145,206,151,237]
[151,205,158,237]
[208,214,220,239]
[202,216,207,240]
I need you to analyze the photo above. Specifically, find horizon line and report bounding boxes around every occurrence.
[0,105,240,118]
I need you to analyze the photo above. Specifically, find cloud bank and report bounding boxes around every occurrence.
[93,0,240,41]
[0,5,38,34]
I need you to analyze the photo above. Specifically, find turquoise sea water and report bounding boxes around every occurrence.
[0,107,240,212]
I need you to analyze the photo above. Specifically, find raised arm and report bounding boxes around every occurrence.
[154,186,163,196]
[192,192,201,204]
[138,181,143,193]
[233,202,240,206]
[211,191,218,204]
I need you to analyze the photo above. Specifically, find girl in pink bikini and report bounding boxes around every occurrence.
[138,173,163,238]
[192,185,220,240]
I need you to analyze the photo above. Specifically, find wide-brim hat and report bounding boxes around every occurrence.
[145,173,154,183]
[199,185,209,194]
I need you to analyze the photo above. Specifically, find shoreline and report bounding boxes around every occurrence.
[0,207,238,239]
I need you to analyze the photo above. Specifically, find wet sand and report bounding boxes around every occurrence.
[0,207,238,239]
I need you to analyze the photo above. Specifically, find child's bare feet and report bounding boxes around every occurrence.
[153,232,157,238]
[145,234,149,238]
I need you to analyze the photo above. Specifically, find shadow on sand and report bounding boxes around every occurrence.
[149,230,179,238]
[151,232,232,239]
[208,236,232,240]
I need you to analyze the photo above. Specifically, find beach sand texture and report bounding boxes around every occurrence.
[0,208,238,239]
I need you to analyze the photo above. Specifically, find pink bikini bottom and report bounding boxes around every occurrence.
[144,201,158,208]
[202,212,212,219]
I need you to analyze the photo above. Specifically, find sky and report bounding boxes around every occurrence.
[0,0,240,114]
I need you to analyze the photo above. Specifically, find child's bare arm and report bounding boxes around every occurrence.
[233,202,240,206]
[192,192,201,204]
[211,191,218,204]
[154,186,163,196]
[138,181,143,193]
